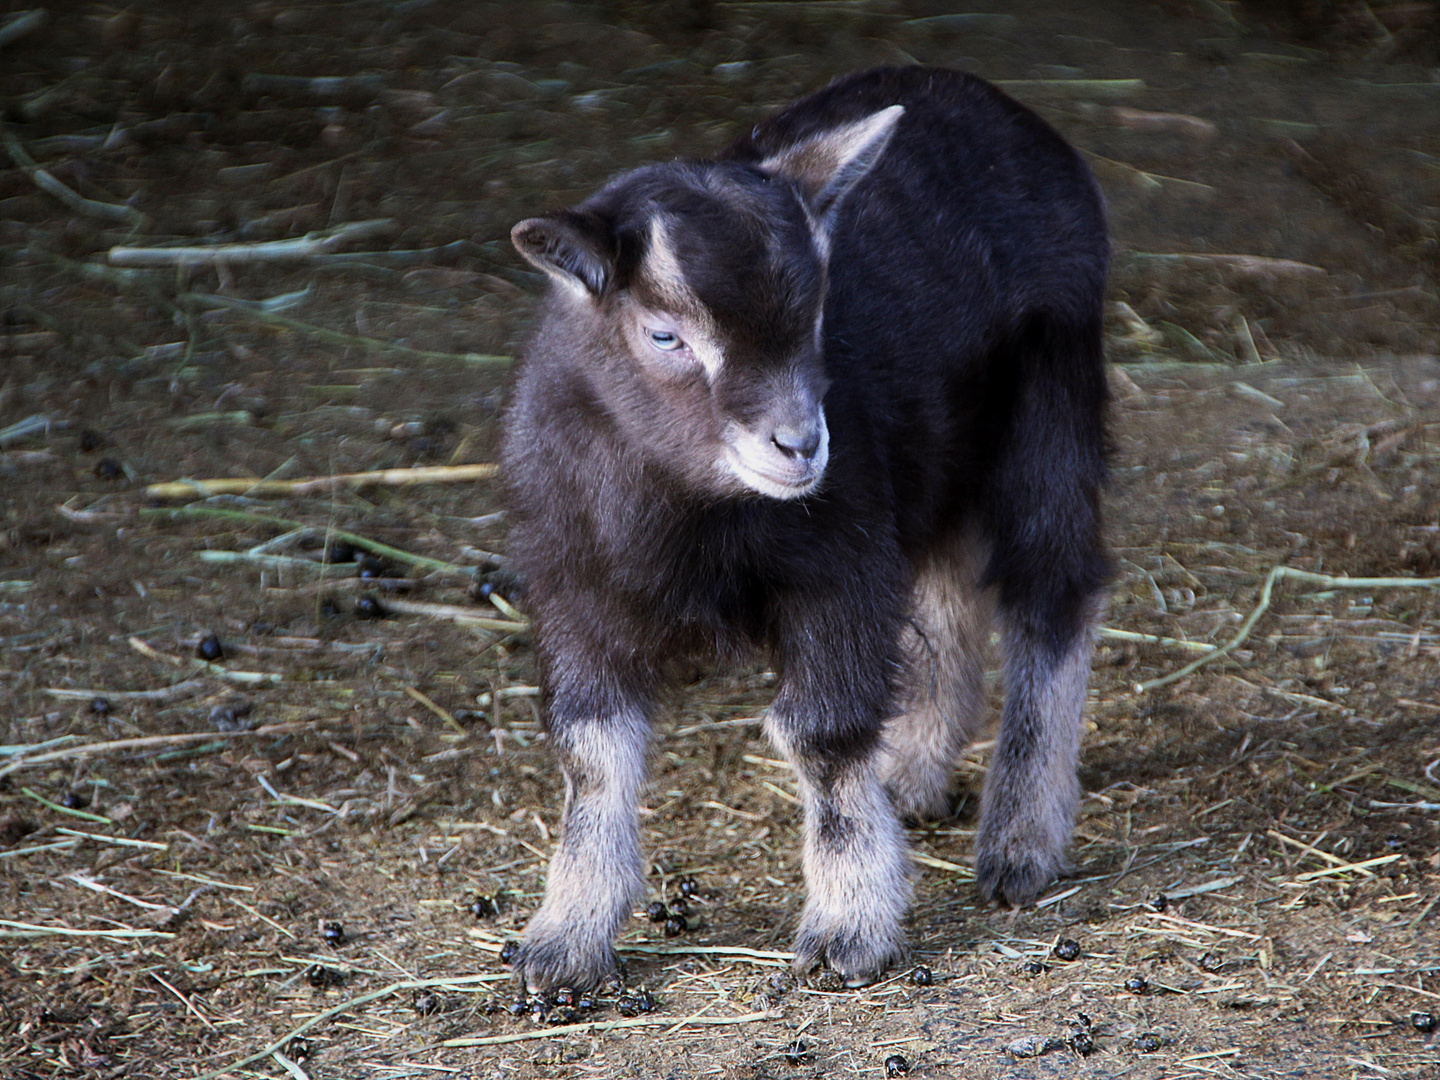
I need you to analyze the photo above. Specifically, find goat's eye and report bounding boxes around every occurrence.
[647,329,684,351]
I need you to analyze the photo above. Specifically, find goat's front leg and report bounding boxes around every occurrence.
[772,728,912,986]
[767,590,912,986]
[511,709,649,993]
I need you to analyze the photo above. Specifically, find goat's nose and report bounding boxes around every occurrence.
[771,422,822,461]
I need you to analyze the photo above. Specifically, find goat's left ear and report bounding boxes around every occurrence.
[759,104,904,233]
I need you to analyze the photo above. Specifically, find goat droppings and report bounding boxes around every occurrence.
[1053,939,1082,961]
[304,964,344,989]
[884,1054,911,1076]
[354,595,385,619]
[782,1040,811,1065]
[196,634,224,661]
[910,965,933,986]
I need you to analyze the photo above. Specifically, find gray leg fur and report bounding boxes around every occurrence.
[879,537,993,820]
[767,718,912,986]
[514,712,648,992]
[974,612,1097,907]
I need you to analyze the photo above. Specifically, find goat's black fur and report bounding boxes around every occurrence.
[500,67,1109,992]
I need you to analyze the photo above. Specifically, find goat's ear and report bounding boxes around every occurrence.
[512,211,614,297]
[759,104,904,230]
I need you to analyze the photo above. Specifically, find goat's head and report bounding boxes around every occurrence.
[512,105,903,501]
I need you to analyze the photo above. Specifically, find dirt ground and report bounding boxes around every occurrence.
[2,1,1440,1078]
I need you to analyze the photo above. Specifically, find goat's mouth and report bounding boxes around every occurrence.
[722,421,829,500]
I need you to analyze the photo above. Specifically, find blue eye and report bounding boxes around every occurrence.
[647,329,683,351]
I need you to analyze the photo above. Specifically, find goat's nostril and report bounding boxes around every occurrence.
[771,426,821,461]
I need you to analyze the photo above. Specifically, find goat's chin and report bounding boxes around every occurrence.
[722,446,826,500]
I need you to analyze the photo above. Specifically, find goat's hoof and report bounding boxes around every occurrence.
[507,933,621,995]
[974,841,1068,909]
[792,927,906,989]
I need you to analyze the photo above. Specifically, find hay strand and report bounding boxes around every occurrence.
[143,463,499,501]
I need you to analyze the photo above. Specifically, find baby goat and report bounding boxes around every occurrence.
[500,67,1109,992]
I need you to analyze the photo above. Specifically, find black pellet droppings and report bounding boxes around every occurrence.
[94,457,123,480]
[1199,952,1224,972]
[324,541,357,564]
[358,553,393,579]
[885,1053,910,1076]
[782,1039,810,1065]
[1068,1028,1095,1055]
[548,1007,579,1026]
[646,901,669,923]
[89,696,111,714]
[1413,1011,1438,1033]
[471,895,499,919]
[1135,1033,1163,1053]
[1023,960,1049,975]
[322,920,345,945]
[635,990,656,1013]
[305,964,343,988]
[354,595,385,619]
[499,940,520,965]
[668,897,689,918]
[196,634,224,661]
[78,429,104,453]
[320,597,342,619]
[677,877,699,897]
[507,996,528,1018]
[412,990,441,1015]
[663,915,686,938]
[1053,939,1082,962]
[910,965,933,986]
[615,996,641,1018]
[1125,975,1148,994]
[528,999,550,1022]
[61,790,89,810]
[286,1037,312,1061]
[576,994,596,1011]
[553,987,577,1007]
[1152,894,1169,912]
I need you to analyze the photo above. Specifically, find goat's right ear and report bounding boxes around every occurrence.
[512,212,614,297]
[759,104,904,235]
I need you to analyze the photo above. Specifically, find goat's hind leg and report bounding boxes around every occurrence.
[511,711,648,993]
[975,609,1097,906]
[973,313,1108,908]
[879,536,993,821]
